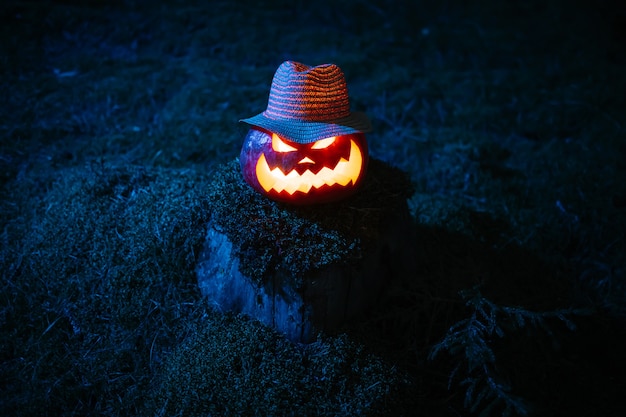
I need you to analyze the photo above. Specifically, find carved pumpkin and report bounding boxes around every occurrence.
[240,127,368,204]
[239,61,372,204]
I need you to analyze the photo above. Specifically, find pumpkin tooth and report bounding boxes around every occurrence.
[283,170,303,194]
[310,171,327,188]
[297,171,315,193]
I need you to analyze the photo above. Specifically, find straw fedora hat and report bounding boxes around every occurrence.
[240,61,372,144]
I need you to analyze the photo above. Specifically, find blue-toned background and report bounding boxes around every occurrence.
[1,0,625,415]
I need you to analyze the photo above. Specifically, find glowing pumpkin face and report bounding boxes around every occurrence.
[240,127,368,204]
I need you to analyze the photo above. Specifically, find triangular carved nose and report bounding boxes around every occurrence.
[298,157,314,164]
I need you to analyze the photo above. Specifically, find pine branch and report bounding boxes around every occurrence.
[429,286,591,417]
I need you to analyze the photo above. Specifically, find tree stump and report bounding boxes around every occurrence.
[196,158,413,343]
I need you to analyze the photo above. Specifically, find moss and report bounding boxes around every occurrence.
[148,312,408,417]
[0,162,214,415]
[205,158,412,285]
[1,0,625,415]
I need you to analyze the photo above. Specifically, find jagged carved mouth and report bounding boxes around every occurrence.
[255,139,363,195]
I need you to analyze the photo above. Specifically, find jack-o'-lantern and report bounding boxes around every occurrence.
[240,127,368,204]
[239,61,372,204]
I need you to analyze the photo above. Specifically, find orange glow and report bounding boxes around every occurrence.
[310,136,336,149]
[272,133,297,152]
[255,139,363,195]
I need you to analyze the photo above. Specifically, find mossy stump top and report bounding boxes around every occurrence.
[197,158,413,342]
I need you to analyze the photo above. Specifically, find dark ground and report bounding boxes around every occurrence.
[1,0,626,416]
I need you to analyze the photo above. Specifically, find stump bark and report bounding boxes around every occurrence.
[196,159,413,343]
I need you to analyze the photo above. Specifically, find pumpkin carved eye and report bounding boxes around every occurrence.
[311,136,336,149]
[272,134,297,153]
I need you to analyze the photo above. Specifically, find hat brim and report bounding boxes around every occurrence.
[240,111,372,144]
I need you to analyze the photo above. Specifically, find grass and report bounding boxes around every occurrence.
[1,0,625,415]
